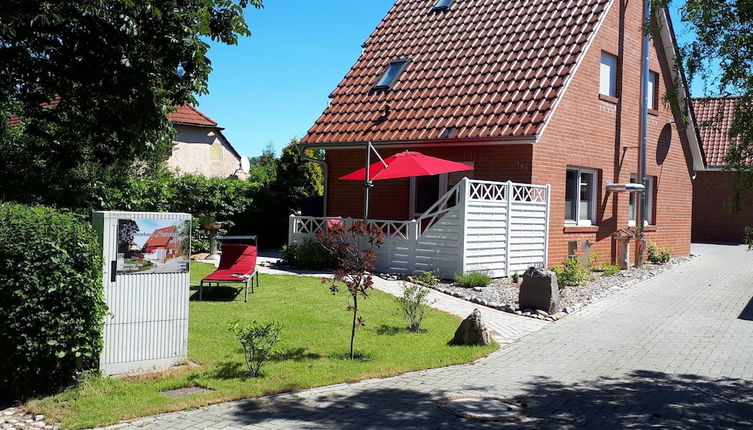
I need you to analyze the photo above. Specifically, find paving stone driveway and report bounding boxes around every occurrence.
[106,244,753,429]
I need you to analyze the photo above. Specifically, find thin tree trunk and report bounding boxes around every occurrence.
[350,293,357,360]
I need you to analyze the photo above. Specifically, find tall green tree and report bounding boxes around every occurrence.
[247,142,278,186]
[0,0,263,208]
[274,139,325,202]
[667,0,753,244]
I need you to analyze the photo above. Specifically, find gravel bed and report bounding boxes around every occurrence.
[432,255,697,321]
[0,406,58,430]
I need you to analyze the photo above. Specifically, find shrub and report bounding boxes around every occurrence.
[0,204,107,397]
[510,272,520,284]
[396,283,435,332]
[551,257,590,287]
[454,272,492,288]
[279,240,337,270]
[647,242,671,264]
[296,240,338,270]
[412,270,439,288]
[587,251,601,270]
[227,320,282,377]
[280,243,299,266]
[597,263,621,276]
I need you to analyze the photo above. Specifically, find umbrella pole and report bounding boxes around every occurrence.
[363,141,372,223]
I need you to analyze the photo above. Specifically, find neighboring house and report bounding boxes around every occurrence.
[166,105,246,179]
[7,103,246,179]
[300,0,705,267]
[691,97,752,243]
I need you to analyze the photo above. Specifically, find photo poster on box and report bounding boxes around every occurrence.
[116,218,191,274]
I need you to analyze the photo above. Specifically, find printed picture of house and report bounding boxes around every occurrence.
[117,218,190,274]
[691,97,753,244]
[142,225,182,262]
[296,0,705,270]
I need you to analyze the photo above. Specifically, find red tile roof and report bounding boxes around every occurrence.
[691,97,742,167]
[302,0,612,145]
[167,105,218,127]
[144,225,177,248]
[8,104,218,128]
[7,114,21,128]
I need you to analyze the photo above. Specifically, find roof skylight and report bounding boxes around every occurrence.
[373,59,410,90]
[432,0,454,11]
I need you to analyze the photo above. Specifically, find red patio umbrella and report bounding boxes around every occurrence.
[339,151,473,181]
[338,145,474,221]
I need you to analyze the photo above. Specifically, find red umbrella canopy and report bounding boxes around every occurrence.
[339,151,474,181]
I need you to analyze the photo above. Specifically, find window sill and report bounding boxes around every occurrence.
[648,108,659,116]
[598,94,619,104]
[563,225,599,233]
[628,222,657,232]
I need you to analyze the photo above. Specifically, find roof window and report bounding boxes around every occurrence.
[374,59,410,90]
[432,0,454,11]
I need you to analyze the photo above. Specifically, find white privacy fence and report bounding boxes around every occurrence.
[289,178,550,278]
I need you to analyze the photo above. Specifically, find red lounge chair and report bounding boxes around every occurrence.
[199,243,259,302]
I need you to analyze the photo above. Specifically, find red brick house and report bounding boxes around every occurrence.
[299,0,705,268]
[691,97,752,243]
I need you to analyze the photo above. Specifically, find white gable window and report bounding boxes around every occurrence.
[647,71,659,110]
[629,175,655,225]
[565,167,597,225]
[599,52,618,98]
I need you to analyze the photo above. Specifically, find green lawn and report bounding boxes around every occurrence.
[28,262,497,429]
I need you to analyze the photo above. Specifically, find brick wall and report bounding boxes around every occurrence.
[692,171,752,243]
[325,145,533,220]
[532,0,695,265]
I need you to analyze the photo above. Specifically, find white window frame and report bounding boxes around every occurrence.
[647,71,659,110]
[628,175,655,226]
[409,162,474,218]
[565,167,598,226]
[599,52,618,98]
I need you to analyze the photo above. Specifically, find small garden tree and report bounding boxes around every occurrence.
[317,221,384,360]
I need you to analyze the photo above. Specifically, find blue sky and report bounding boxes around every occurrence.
[195,2,710,158]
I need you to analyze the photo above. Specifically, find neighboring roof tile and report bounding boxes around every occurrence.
[303,0,611,145]
[8,104,218,128]
[691,97,743,166]
[167,105,218,127]
[7,114,21,127]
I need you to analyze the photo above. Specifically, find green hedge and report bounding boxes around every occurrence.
[0,204,107,397]
[101,173,259,252]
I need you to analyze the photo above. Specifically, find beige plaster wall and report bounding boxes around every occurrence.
[167,125,245,179]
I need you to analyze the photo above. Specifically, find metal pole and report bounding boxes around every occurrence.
[363,141,372,223]
[637,0,651,265]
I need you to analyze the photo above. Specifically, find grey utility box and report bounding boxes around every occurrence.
[92,211,192,375]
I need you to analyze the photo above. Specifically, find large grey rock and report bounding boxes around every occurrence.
[450,309,490,346]
[519,267,560,314]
